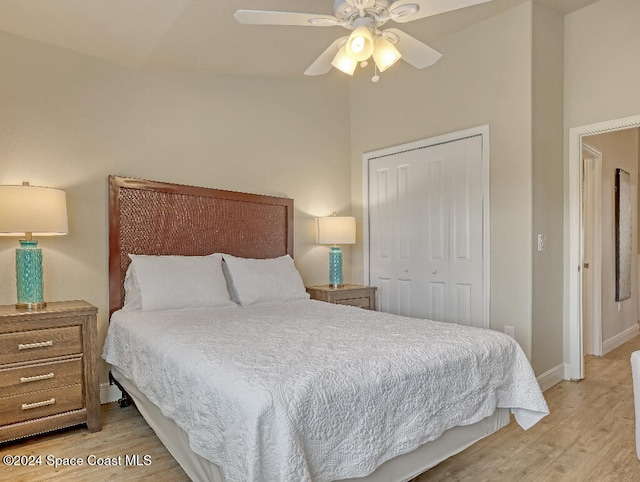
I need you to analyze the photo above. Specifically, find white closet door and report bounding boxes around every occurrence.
[368,135,485,327]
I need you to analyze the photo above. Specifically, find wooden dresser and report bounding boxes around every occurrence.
[306,284,377,310]
[0,300,100,442]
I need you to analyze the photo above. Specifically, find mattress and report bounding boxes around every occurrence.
[103,299,548,482]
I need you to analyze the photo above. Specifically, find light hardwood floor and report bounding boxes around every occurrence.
[416,335,640,481]
[0,397,190,481]
[1,336,639,482]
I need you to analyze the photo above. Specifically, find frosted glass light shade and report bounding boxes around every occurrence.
[331,45,358,75]
[346,26,374,62]
[317,215,356,245]
[373,36,402,72]
[0,185,68,236]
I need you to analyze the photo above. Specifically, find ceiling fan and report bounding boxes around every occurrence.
[234,0,492,80]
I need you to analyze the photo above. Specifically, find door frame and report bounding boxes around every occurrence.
[362,125,491,327]
[581,143,603,357]
[567,114,640,380]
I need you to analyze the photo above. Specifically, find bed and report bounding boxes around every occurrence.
[103,175,549,482]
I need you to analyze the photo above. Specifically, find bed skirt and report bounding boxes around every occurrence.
[111,367,510,482]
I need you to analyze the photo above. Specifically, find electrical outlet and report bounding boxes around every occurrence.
[537,234,545,251]
[504,325,515,338]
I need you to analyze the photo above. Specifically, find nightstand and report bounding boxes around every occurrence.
[0,300,100,442]
[306,284,377,310]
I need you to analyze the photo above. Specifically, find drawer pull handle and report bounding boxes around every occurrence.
[18,340,53,350]
[21,398,56,411]
[20,372,55,383]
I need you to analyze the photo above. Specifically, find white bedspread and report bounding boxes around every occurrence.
[103,300,548,482]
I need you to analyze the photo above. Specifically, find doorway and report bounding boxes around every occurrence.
[568,114,640,380]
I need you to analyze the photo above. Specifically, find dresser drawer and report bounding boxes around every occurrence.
[0,326,82,365]
[0,357,83,399]
[0,384,84,426]
[336,297,372,309]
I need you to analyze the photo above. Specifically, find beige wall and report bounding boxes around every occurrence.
[531,4,564,375]
[349,3,535,358]
[565,0,640,129]
[0,32,352,387]
[584,129,639,342]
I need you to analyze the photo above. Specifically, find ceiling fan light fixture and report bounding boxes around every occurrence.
[331,45,358,75]
[235,0,482,78]
[373,35,401,72]
[346,26,374,61]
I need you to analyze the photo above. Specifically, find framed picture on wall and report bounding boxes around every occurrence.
[615,167,632,302]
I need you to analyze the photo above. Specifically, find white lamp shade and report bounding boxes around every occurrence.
[0,185,68,236]
[331,45,358,75]
[373,36,402,72]
[317,215,356,245]
[346,26,374,62]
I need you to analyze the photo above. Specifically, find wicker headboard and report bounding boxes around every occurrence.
[108,176,294,315]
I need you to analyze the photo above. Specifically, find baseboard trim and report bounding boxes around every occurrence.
[537,364,564,392]
[603,324,640,355]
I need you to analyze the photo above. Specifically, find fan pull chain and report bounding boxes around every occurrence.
[372,63,380,83]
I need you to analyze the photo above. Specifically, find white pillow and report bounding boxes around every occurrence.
[222,254,310,306]
[125,254,236,312]
[122,264,142,311]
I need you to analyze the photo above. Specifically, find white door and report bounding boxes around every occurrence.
[581,144,603,356]
[368,134,486,327]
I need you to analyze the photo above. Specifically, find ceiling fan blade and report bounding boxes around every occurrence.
[304,37,348,76]
[390,0,492,23]
[234,10,341,27]
[385,28,442,69]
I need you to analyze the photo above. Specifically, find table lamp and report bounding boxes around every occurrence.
[0,182,68,309]
[317,212,356,288]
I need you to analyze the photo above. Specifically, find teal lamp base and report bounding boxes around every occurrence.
[329,245,344,288]
[15,240,46,310]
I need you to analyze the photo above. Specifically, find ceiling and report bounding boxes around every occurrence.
[0,0,599,78]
